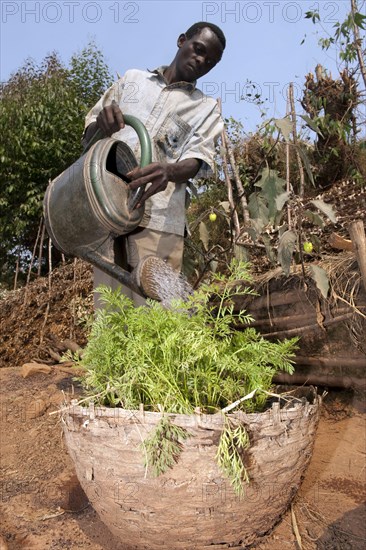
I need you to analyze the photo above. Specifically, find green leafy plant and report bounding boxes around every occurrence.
[216,418,250,496]
[246,166,336,295]
[142,417,189,477]
[80,261,297,413]
[305,2,366,72]
[78,261,298,493]
[302,0,365,186]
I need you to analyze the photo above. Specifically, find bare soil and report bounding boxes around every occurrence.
[0,178,365,549]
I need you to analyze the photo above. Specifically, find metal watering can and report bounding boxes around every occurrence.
[43,115,160,298]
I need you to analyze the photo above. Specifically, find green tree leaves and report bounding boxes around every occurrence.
[248,168,286,231]
[0,41,112,285]
[309,265,330,298]
[278,230,298,276]
[310,199,337,224]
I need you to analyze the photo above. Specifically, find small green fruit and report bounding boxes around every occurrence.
[209,212,217,222]
[303,241,313,253]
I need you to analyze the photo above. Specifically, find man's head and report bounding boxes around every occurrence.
[172,22,225,83]
[185,22,226,50]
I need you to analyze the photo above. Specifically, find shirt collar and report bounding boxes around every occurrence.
[148,66,196,92]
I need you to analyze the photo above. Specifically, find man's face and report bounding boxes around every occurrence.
[175,28,223,82]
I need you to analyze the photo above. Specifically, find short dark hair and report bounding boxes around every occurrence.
[185,22,226,50]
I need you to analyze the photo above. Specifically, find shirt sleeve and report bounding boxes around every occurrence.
[179,101,224,179]
[83,76,126,131]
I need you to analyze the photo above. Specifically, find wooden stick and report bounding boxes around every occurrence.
[291,503,302,550]
[56,366,86,376]
[285,87,292,229]
[289,83,305,197]
[273,371,366,390]
[217,99,240,240]
[22,219,44,310]
[328,232,354,251]
[222,148,241,239]
[26,218,43,286]
[53,361,78,368]
[256,311,359,337]
[37,219,46,277]
[70,258,77,339]
[349,220,366,293]
[223,130,249,224]
[13,251,20,291]
[39,237,52,347]
[351,0,366,89]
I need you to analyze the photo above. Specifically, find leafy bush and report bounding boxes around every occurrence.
[80,262,297,414]
[0,41,112,285]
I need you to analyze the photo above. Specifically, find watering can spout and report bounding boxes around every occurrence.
[84,245,192,304]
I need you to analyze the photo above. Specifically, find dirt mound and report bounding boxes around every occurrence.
[0,259,93,369]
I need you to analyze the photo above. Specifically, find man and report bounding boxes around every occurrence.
[82,22,226,306]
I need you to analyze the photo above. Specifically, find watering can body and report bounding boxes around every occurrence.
[43,116,153,292]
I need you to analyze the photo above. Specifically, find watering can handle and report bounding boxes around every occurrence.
[83,115,152,167]
[83,114,152,210]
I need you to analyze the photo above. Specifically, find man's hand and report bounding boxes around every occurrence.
[82,101,124,148]
[96,100,125,136]
[127,163,172,208]
[127,158,201,208]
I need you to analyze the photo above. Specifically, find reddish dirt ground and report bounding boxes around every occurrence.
[0,365,365,550]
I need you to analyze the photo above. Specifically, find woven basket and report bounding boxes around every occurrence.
[62,386,321,549]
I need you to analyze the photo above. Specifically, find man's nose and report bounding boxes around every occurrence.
[195,55,206,69]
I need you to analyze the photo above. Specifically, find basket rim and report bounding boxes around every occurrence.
[61,386,321,429]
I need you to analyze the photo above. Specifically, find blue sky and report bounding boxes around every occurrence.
[0,1,356,133]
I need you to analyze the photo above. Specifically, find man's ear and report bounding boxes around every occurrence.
[177,33,187,48]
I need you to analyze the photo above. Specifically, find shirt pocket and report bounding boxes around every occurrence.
[154,113,192,160]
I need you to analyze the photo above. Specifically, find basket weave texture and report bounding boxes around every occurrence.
[62,387,321,549]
